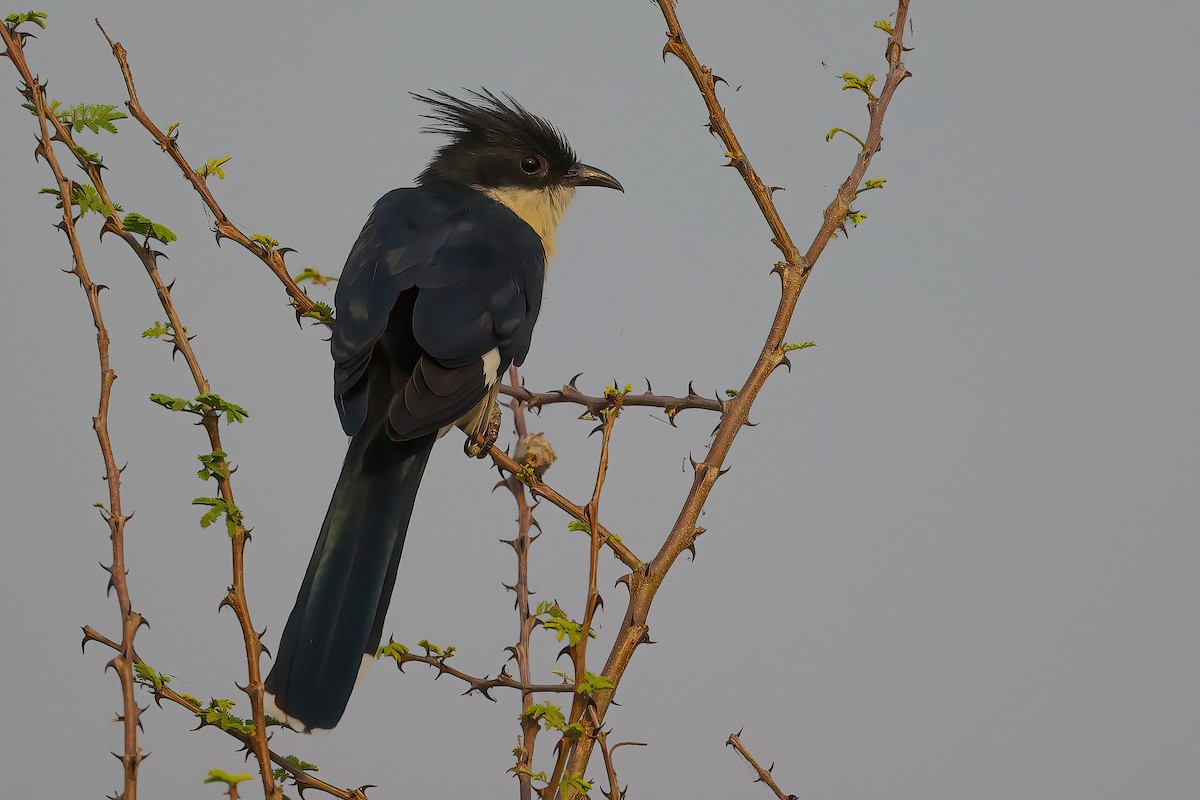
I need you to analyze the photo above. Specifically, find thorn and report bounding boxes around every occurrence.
[768,186,785,195]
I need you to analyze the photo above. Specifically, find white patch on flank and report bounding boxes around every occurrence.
[479,185,576,262]
[482,346,502,388]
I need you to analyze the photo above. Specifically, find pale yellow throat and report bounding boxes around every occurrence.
[479,185,576,262]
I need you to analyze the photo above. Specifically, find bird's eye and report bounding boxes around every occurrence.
[520,156,542,175]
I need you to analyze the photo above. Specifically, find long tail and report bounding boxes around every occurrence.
[265,424,436,731]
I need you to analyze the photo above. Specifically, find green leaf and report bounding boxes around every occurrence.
[196,699,254,735]
[561,772,593,798]
[192,496,243,536]
[5,11,48,29]
[149,393,191,412]
[874,17,894,34]
[782,341,816,352]
[520,702,566,731]
[132,662,171,691]
[39,184,120,217]
[196,156,231,180]
[123,212,177,244]
[567,519,590,533]
[196,450,230,481]
[204,769,252,787]
[578,671,614,694]
[863,177,887,190]
[416,639,456,659]
[57,103,126,135]
[846,210,868,227]
[301,300,335,325]
[141,321,171,339]
[194,393,249,424]
[250,232,278,249]
[71,143,104,166]
[273,755,319,784]
[294,267,337,287]
[192,497,227,530]
[376,641,410,660]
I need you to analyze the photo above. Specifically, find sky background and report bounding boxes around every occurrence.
[1,1,1197,798]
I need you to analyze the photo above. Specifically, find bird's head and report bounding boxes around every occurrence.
[414,89,622,193]
[413,89,622,258]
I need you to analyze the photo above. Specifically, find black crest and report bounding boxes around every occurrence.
[413,89,578,188]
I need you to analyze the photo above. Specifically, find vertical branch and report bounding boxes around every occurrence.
[542,396,619,800]
[4,45,283,795]
[505,365,539,800]
[10,39,145,798]
[556,2,914,791]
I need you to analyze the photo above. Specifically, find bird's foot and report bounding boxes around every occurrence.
[464,402,503,459]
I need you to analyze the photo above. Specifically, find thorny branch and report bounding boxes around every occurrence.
[542,389,621,800]
[488,444,643,572]
[4,24,285,798]
[4,26,146,797]
[94,20,323,326]
[726,731,796,800]
[499,377,725,425]
[555,1,914,792]
[503,365,543,800]
[378,644,574,698]
[80,626,368,800]
[591,716,645,800]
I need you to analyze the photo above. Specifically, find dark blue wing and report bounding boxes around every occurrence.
[331,184,545,437]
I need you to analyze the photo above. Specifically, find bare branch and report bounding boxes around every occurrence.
[488,445,644,572]
[726,731,796,800]
[505,365,542,800]
[561,1,914,789]
[2,24,145,800]
[499,378,725,425]
[379,646,573,699]
[10,30,286,797]
[94,20,324,326]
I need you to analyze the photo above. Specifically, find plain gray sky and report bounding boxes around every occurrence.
[2,1,1197,798]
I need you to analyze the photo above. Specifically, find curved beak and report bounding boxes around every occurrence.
[566,163,624,192]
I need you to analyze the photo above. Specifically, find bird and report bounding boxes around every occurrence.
[263,89,623,732]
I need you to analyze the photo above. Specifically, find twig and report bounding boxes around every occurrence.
[8,36,284,797]
[499,377,725,425]
[488,445,643,572]
[726,731,796,800]
[80,627,367,800]
[559,2,914,791]
[504,365,542,800]
[94,20,323,325]
[379,647,573,698]
[542,392,621,800]
[3,24,145,800]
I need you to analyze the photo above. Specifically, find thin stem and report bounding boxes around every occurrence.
[16,36,283,797]
[726,732,795,800]
[498,378,725,424]
[488,446,643,572]
[3,25,145,800]
[506,365,540,800]
[542,401,619,800]
[560,2,914,790]
[95,20,322,325]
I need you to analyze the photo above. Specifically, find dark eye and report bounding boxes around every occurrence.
[520,156,542,175]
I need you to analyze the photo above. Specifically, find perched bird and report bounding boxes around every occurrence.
[264,90,622,731]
